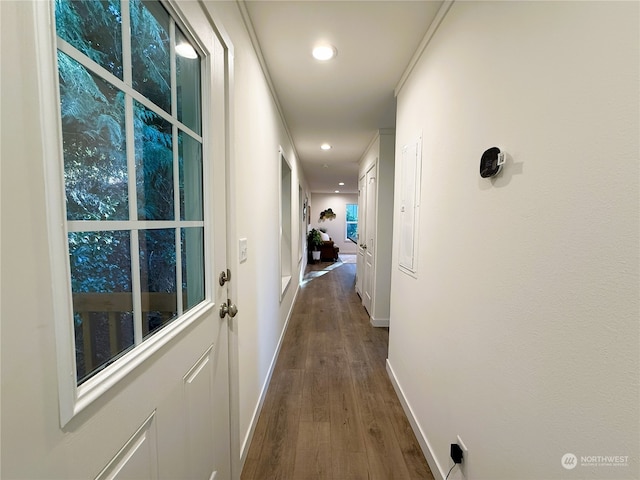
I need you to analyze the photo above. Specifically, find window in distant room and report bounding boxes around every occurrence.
[346,204,358,243]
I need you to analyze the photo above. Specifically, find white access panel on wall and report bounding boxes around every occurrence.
[399,137,422,275]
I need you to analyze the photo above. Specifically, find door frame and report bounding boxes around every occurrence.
[215,16,243,479]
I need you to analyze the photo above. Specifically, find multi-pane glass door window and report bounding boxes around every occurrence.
[55,0,205,384]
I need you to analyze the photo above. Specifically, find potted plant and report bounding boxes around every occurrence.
[307,228,323,262]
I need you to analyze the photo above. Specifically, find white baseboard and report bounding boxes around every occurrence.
[239,284,299,467]
[386,359,446,480]
[370,316,389,327]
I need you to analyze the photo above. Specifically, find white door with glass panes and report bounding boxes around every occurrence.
[0,1,232,479]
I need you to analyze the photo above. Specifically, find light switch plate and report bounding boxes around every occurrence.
[239,238,248,263]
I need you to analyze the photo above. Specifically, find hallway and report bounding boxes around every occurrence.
[241,260,434,479]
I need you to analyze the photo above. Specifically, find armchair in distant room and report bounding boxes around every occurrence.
[318,230,339,261]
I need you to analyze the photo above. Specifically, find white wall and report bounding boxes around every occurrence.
[310,193,358,254]
[388,2,639,480]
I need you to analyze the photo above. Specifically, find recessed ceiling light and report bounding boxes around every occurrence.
[312,45,337,61]
[321,143,332,150]
[338,182,344,186]
[176,42,198,59]
[335,190,340,193]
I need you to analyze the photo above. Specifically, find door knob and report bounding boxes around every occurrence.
[219,300,238,318]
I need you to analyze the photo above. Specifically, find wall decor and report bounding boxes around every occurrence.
[319,208,336,221]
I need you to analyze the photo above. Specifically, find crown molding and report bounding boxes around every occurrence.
[395,0,455,97]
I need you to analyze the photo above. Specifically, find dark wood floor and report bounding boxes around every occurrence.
[240,259,434,480]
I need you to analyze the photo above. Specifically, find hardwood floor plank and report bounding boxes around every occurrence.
[279,313,310,370]
[386,396,436,480]
[240,405,270,480]
[330,449,369,480]
[291,421,332,479]
[350,360,412,479]
[241,262,433,480]
[301,367,330,423]
[250,369,303,480]
[329,384,365,453]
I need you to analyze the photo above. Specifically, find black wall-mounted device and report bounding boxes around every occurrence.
[450,443,464,464]
[480,146,505,178]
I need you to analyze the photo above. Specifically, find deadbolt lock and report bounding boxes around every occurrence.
[219,269,231,286]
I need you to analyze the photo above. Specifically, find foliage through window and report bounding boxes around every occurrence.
[346,204,358,243]
[55,0,205,384]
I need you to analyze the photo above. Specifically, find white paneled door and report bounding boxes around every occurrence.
[356,172,366,296]
[363,162,377,314]
[0,1,233,479]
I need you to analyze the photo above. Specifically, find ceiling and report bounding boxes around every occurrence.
[241,1,444,194]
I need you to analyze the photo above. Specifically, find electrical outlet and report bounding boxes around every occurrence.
[457,435,468,478]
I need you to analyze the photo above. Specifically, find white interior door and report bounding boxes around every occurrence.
[356,172,366,296]
[363,162,377,314]
[0,2,232,479]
